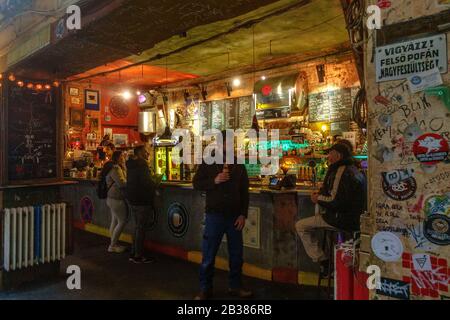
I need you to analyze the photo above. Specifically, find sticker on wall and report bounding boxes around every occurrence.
[408,68,443,94]
[382,168,414,186]
[377,0,391,9]
[402,253,450,298]
[372,231,404,262]
[374,144,395,163]
[412,254,432,271]
[413,133,449,165]
[421,164,438,175]
[167,202,189,238]
[424,215,450,246]
[403,123,422,143]
[378,114,393,128]
[382,176,417,201]
[80,196,94,223]
[424,195,450,217]
[376,278,410,300]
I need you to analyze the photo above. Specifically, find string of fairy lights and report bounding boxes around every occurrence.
[0,73,60,90]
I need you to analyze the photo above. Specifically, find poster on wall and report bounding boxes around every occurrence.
[85,89,100,111]
[243,207,261,249]
[375,34,448,82]
[223,207,260,248]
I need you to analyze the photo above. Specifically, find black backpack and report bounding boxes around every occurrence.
[97,162,114,199]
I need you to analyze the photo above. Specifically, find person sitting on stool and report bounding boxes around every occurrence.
[295,140,366,276]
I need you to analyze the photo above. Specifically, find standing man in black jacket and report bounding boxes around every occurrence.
[193,132,252,300]
[126,145,156,264]
[295,141,366,273]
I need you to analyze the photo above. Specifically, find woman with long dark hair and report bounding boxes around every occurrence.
[104,150,128,253]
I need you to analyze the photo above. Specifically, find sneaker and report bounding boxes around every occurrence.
[194,291,213,300]
[129,256,155,264]
[228,288,253,298]
[108,245,126,253]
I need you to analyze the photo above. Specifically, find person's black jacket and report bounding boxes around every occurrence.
[193,162,249,218]
[126,157,156,206]
[318,158,367,232]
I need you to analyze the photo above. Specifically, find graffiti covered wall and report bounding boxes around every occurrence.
[363,0,450,300]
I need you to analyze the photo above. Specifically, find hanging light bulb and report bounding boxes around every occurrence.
[232,78,241,87]
[0,74,3,80]
[8,74,16,82]
[53,81,60,87]
[44,84,51,90]
[17,81,24,87]
[136,90,141,96]
[27,83,34,89]
[121,90,132,100]
[261,76,266,81]
[35,84,43,90]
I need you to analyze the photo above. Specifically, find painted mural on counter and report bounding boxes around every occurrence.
[364,0,450,300]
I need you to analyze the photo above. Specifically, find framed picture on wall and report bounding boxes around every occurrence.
[89,117,99,131]
[103,128,113,138]
[69,87,79,96]
[70,108,84,127]
[85,89,100,111]
[71,97,81,105]
[113,134,128,147]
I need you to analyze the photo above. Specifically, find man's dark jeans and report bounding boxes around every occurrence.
[130,205,150,258]
[200,213,243,292]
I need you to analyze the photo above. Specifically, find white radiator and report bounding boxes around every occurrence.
[3,203,66,271]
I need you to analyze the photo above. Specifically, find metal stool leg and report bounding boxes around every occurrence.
[317,230,328,297]
[326,235,335,299]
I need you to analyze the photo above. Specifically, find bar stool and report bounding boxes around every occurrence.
[317,228,343,299]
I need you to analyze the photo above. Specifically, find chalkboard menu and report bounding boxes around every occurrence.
[201,96,254,131]
[224,99,237,129]
[211,100,225,130]
[199,102,210,133]
[238,96,253,129]
[308,87,358,123]
[7,85,59,182]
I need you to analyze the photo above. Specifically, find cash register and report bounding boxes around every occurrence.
[269,175,297,190]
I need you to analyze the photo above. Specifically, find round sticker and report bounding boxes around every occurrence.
[424,215,450,246]
[262,85,272,96]
[382,177,417,201]
[413,133,449,165]
[167,202,189,238]
[372,232,404,262]
[410,76,422,85]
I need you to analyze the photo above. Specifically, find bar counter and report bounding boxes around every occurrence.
[61,178,321,285]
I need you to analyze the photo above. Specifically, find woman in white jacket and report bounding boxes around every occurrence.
[105,151,128,253]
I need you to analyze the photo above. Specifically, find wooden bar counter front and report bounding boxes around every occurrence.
[62,180,322,286]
